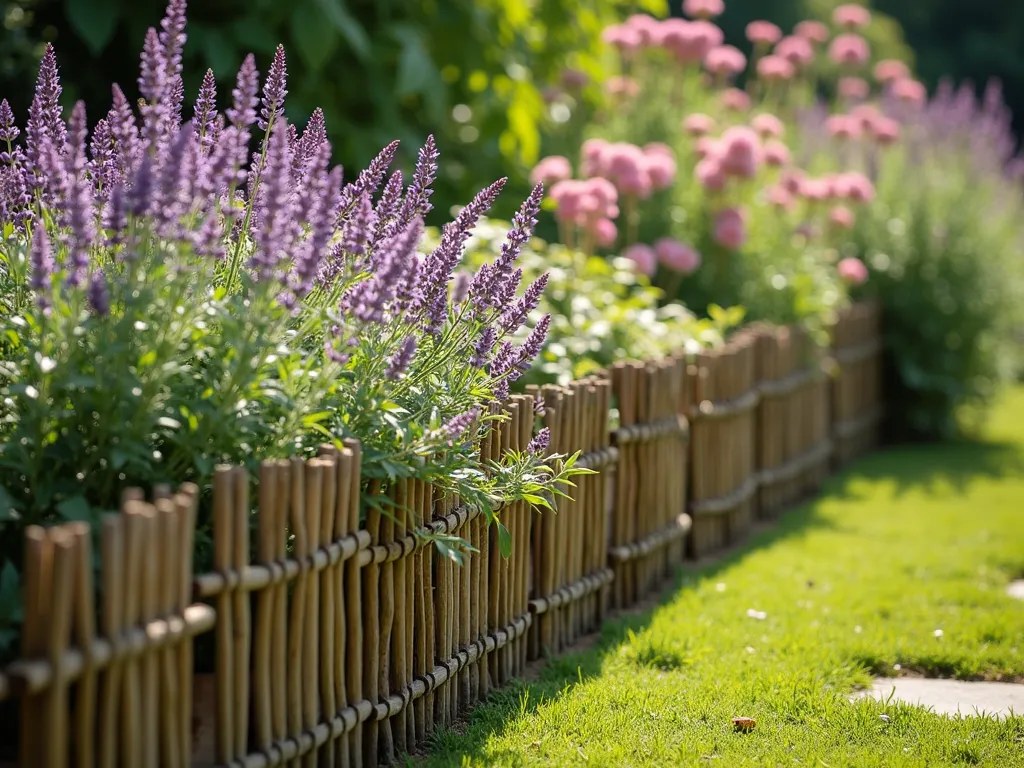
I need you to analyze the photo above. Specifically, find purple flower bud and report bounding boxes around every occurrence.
[291,160,342,296]
[515,313,551,373]
[374,169,403,240]
[127,152,155,219]
[499,272,548,334]
[386,335,417,380]
[324,336,350,365]
[493,267,523,314]
[227,54,259,130]
[470,326,496,367]
[442,408,479,443]
[29,224,54,306]
[108,84,140,176]
[191,209,225,259]
[0,99,20,147]
[88,269,110,315]
[192,69,218,153]
[295,108,328,173]
[398,134,438,226]
[469,183,542,309]
[337,140,399,217]
[259,45,288,131]
[340,190,375,261]
[526,427,550,454]
[451,272,470,305]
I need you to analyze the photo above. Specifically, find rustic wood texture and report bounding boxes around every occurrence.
[832,301,884,465]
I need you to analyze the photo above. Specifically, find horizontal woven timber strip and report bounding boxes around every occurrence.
[834,406,885,439]
[223,611,532,768]
[3,604,215,696]
[608,514,692,563]
[690,387,761,421]
[835,338,883,365]
[613,414,690,445]
[193,504,480,599]
[528,568,615,615]
[757,439,834,488]
[690,474,759,516]
[575,445,620,471]
[757,366,828,400]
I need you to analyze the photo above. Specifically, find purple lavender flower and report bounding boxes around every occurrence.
[104,182,128,246]
[341,217,423,322]
[374,169,403,240]
[29,224,54,305]
[64,101,95,288]
[107,85,140,176]
[386,335,417,380]
[470,326,496,367]
[24,44,65,191]
[294,108,328,176]
[191,209,225,259]
[291,140,331,237]
[493,267,522,313]
[499,272,548,334]
[152,126,193,235]
[292,160,342,296]
[337,140,400,217]
[490,314,550,387]
[416,178,506,333]
[398,134,438,226]
[88,119,119,199]
[469,184,542,309]
[192,69,218,152]
[168,75,185,130]
[451,272,470,305]
[442,407,479,443]
[526,428,550,455]
[138,28,167,149]
[340,190,375,262]
[515,313,551,373]
[324,336,351,365]
[87,269,110,316]
[158,0,187,83]
[259,45,288,131]
[0,99,20,153]
[249,120,294,280]
[226,54,259,130]
[127,152,155,219]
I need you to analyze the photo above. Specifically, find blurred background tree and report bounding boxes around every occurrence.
[0,0,1020,219]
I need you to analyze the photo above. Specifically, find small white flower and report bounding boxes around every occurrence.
[854,625,862,634]
[746,609,768,620]
[934,629,944,638]
[716,582,727,592]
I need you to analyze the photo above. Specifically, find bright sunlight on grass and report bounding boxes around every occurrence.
[425,389,1024,767]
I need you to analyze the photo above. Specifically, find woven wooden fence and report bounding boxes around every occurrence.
[0,304,883,767]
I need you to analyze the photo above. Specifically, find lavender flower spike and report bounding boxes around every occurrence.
[337,140,400,216]
[0,99,20,147]
[398,134,439,225]
[64,101,95,288]
[386,335,417,380]
[499,272,549,334]
[108,84,140,174]
[470,183,543,309]
[158,0,188,81]
[259,45,288,131]
[88,269,110,316]
[192,69,218,151]
[138,28,167,149]
[442,407,480,443]
[25,44,66,176]
[226,54,260,130]
[29,224,54,304]
[250,119,294,280]
[374,169,403,241]
[526,428,550,455]
[470,326,496,367]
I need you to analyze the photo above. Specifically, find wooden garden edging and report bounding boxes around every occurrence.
[0,303,883,767]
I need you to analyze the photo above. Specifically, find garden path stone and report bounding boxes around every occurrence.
[864,678,1024,718]
[1007,580,1024,600]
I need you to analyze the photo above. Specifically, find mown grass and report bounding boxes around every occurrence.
[423,388,1024,767]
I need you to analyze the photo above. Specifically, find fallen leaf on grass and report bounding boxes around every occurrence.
[732,716,756,732]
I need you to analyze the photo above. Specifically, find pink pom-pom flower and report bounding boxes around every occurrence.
[890,78,927,108]
[766,184,796,210]
[794,20,830,44]
[695,156,727,191]
[775,36,815,68]
[601,24,643,56]
[874,59,910,85]
[682,0,724,20]
[829,205,856,230]
[762,140,791,168]
[833,4,872,30]
[827,114,862,141]
[721,88,752,112]
[829,34,870,68]
[713,207,749,250]
[752,113,785,139]
[593,217,618,248]
[838,256,868,285]
[683,113,716,137]
[838,76,870,100]
[720,126,763,178]
[705,45,748,78]
[746,21,783,46]
[655,238,702,273]
[623,243,658,276]
[757,55,796,82]
[530,155,573,187]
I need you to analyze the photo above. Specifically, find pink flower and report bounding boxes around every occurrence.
[682,0,724,20]
[691,20,726,50]
[660,19,720,63]
[705,45,747,78]
[829,205,856,229]
[551,180,585,222]
[828,34,870,68]
[644,149,678,190]
[721,88,752,112]
[624,243,658,276]
[775,36,815,68]
[593,217,618,247]
[851,104,882,131]
[585,176,619,211]
[838,77,870,100]
[869,115,901,145]
[752,113,785,139]
[644,142,674,159]
[713,207,748,250]
[581,138,610,176]
[798,177,831,202]
[626,14,664,46]
[746,21,782,46]
[827,114,862,140]
[874,59,910,85]
[762,139,791,167]
[794,20,830,44]
[602,142,655,199]
[766,184,795,210]
[655,238,702,273]
[890,78,927,108]
[833,171,875,203]
[683,113,716,137]
[530,155,573,186]
[781,168,805,194]
[833,4,871,30]
[605,76,640,98]
[757,55,796,82]
[561,69,589,90]
[695,137,722,160]
[720,126,762,178]
[695,156,727,191]
[838,256,868,285]
[601,24,643,56]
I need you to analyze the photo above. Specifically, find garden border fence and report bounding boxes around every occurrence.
[0,302,883,767]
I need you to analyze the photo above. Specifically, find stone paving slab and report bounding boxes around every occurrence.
[863,678,1024,718]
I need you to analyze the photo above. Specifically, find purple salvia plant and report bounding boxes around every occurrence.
[107,85,140,176]
[104,182,128,246]
[340,189,375,262]
[292,161,343,296]
[29,224,54,306]
[152,126,193,236]
[0,99,20,159]
[416,178,506,334]
[192,69,218,153]
[88,119,119,200]
[87,269,110,316]
[291,140,331,238]
[24,45,65,196]
[469,183,543,310]
[342,218,423,322]
[374,170,404,241]
[34,44,66,152]
[294,108,327,175]
[158,0,187,81]
[127,152,155,220]
[63,102,95,288]
[250,119,294,281]
[526,428,550,455]
[336,140,400,217]
[227,54,260,131]
[469,326,496,367]
[499,272,548,334]
[259,45,288,132]
[397,135,439,227]
[386,335,417,380]
[491,314,551,399]
[138,28,168,151]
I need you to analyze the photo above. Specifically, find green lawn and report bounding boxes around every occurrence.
[425,388,1024,767]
